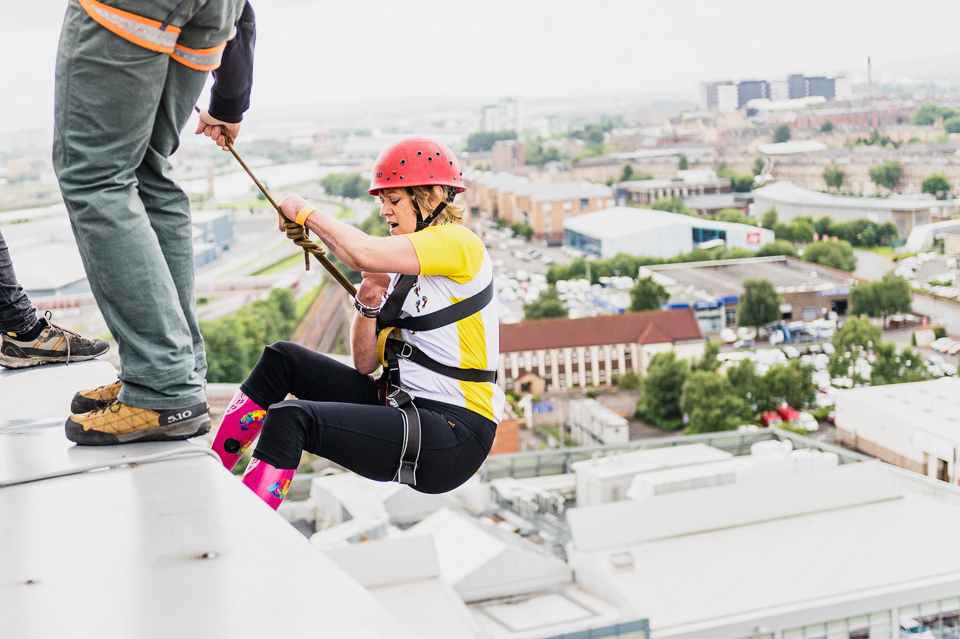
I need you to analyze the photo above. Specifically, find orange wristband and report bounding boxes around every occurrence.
[295,204,317,226]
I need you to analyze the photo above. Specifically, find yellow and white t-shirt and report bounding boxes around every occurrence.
[388,223,505,424]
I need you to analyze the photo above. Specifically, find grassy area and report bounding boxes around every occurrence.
[865,246,895,257]
[252,251,306,276]
[295,282,324,318]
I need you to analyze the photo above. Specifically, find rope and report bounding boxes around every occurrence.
[194,107,357,297]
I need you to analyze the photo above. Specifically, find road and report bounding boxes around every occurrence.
[853,249,894,282]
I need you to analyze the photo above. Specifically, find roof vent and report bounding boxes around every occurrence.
[609,551,635,571]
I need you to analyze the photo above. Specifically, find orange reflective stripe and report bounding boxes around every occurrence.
[170,41,226,71]
[77,0,226,71]
[77,0,180,54]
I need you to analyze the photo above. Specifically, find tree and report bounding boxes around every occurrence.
[921,173,951,199]
[510,220,534,240]
[739,278,782,334]
[869,160,903,191]
[870,343,932,386]
[911,102,959,126]
[650,197,695,216]
[790,219,815,244]
[718,168,754,192]
[752,157,765,176]
[694,340,721,372]
[801,241,857,272]
[759,361,817,412]
[618,369,642,389]
[819,120,835,133]
[678,154,688,170]
[680,371,747,434]
[321,173,370,200]
[359,209,390,237]
[756,240,798,258]
[774,124,792,144]
[523,288,568,320]
[945,117,960,134]
[621,164,634,181]
[629,276,670,311]
[465,130,516,152]
[761,207,778,230]
[823,165,845,191]
[773,222,792,241]
[716,208,750,224]
[850,273,911,326]
[640,351,690,428]
[828,317,882,382]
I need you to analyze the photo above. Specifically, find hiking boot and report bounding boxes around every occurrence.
[71,380,122,414]
[65,399,210,446]
[0,313,109,369]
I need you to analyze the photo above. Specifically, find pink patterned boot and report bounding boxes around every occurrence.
[241,457,296,510]
[212,390,266,470]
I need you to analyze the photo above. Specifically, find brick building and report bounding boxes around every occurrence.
[498,308,705,393]
[614,171,732,207]
[492,140,524,173]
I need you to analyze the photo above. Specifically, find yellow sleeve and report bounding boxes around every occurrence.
[407,224,485,284]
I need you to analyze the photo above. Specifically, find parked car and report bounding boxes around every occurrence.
[900,616,936,639]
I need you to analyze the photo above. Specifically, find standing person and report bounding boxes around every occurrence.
[0,229,109,369]
[54,0,256,444]
[211,138,504,508]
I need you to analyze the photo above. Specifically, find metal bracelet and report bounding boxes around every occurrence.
[353,297,381,319]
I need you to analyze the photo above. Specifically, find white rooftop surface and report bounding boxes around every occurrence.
[756,140,829,154]
[0,362,420,638]
[753,181,941,211]
[566,461,960,637]
[571,443,733,480]
[2,218,87,291]
[563,206,762,242]
[906,218,960,252]
[836,377,960,443]
[408,508,572,602]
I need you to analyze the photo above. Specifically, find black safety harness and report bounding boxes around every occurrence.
[372,201,497,486]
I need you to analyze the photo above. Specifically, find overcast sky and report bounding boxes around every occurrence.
[3,0,959,131]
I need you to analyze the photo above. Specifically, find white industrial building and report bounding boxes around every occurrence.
[569,398,630,446]
[563,207,774,259]
[752,181,951,238]
[835,378,960,484]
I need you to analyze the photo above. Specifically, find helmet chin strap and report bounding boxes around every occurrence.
[414,200,447,232]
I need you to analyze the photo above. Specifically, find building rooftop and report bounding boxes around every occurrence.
[644,256,857,298]
[834,378,960,445]
[562,207,764,242]
[753,181,943,212]
[0,362,423,638]
[499,308,703,353]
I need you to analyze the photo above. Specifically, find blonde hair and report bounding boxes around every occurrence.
[406,185,464,226]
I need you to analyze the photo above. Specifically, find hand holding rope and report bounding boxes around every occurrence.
[194,106,357,296]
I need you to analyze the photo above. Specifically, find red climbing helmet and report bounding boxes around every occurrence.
[368,137,465,195]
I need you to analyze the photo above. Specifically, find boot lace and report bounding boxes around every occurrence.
[43,310,83,365]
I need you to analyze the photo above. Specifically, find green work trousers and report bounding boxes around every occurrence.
[53,0,244,409]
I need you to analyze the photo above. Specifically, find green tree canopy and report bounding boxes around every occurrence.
[850,273,911,326]
[650,197,695,216]
[870,343,931,386]
[621,164,634,181]
[716,208,751,225]
[524,139,562,166]
[945,117,960,134]
[321,173,371,200]
[823,164,845,190]
[359,209,390,236]
[761,207,778,230]
[739,278,782,332]
[755,240,798,258]
[921,173,951,199]
[523,287,568,320]
[868,160,903,191]
[752,157,765,176]
[510,220,534,240]
[774,124,792,144]
[911,102,959,126]
[629,276,670,311]
[680,371,748,434]
[801,240,857,272]
[759,360,817,412]
[694,340,721,372]
[819,120,835,133]
[790,219,815,244]
[466,130,517,152]
[641,351,690,427]
[678,154,688,170]
[718,168,755,192]
[828,317,882,382]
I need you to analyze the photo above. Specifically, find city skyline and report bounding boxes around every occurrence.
[2,0,959,133]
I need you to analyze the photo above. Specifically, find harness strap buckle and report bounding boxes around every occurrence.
[398,342,415,359]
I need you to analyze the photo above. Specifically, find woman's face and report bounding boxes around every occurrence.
[378,188,419,235]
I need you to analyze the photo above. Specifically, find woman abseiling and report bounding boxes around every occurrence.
[211,138,505,509]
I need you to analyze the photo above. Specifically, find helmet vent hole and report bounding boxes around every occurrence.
[427,156,433,162]
[417,151,422,156]
[400,159,406,165]
[400,175,404,179]
[436,152,440,156]
[449,161,453,165]
[430,174,434,178]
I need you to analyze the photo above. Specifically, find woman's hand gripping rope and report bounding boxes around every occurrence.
[193,106,357,296]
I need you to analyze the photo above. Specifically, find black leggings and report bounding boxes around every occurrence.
[240,341,498,495]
